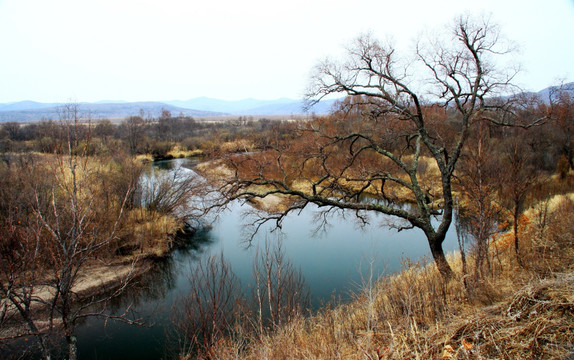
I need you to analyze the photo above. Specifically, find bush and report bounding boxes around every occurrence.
[146,139,174,160]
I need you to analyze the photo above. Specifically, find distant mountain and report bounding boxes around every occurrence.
[535,82,574,103]
[165,97,337,115]
[2,82,572,122]
[164,83,573,116]
[0,102,223,122]
[72,102,223,119]
[0,101,59,112]
[93,100,129,104]
[0,97,340,122]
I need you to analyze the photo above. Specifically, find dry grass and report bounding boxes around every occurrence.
[135,153,154,163]
[167,146,204,158]
[192,193,574,360]
[219,139,257,154]
[122,208,181,259]
[246,193,292,213]
[195,159,235,181]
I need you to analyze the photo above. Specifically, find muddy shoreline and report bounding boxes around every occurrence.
[0,258,155,340]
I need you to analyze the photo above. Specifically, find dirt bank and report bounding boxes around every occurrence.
[0,259,153,339]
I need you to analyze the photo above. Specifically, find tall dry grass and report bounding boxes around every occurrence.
[195,191,574,360]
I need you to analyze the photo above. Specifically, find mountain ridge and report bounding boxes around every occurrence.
[0,98,337,122]
[2,83,571,122]
[0,102,224,122]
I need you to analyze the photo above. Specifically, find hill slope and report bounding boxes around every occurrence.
[0,102,223,122]
[2,82,570,122]
[0,98,337,122]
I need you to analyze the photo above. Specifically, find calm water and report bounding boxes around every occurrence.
[73,158,459,359]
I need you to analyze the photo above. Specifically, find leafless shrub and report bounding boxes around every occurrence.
[252,237,310,334]
[173,236,311,359]
[138,163,198,217]
[456,123,505,282]
[172,253,242,358]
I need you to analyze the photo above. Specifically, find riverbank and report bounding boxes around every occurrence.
[185,192,574,359]
[212,266,574,359]
[0,217,205,339]
[0,258,154,339]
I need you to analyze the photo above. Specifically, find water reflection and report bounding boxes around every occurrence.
[75,230,216,360]
[106,231,215,314]
[73,158,461,360]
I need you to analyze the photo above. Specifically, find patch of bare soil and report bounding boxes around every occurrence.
[72,260,152,298]
[247,193,291,213]
[0,260,152,338]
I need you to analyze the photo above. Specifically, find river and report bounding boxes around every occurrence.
[73,158,459,359]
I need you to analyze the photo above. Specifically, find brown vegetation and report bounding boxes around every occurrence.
[0,105,202,359]
[214,16,550,281]
[171,19,573,357]
[0,19,572,359]
[199,189,574,360]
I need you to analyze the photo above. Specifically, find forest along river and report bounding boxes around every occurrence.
[74,158,460,360]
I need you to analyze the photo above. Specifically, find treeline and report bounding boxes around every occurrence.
[332,91,572,175]
[0,109,300,159]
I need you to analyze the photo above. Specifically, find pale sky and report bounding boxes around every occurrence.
[0,0,572,103]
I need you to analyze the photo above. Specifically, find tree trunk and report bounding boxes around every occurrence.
[513,199,525,267]
[66,335,77,360]
[428,235,454,280]
[514,208,520,260]
[514,217,525,267]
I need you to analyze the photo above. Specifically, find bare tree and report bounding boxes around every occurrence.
[220,16,527,279]
[0,104,142,360]
[0,157,54,359]
[252,237,310,333]
[548,83,574,171]
[122,115,146,155]
[38,104,144,359]
[457,122,503,279]
[94,118,115,147]
[2,122,21,141]
[500,136,537,264]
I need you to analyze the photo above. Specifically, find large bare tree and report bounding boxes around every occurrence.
[220,16,525,279]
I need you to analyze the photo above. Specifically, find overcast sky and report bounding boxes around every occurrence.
[0,0,572,103]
